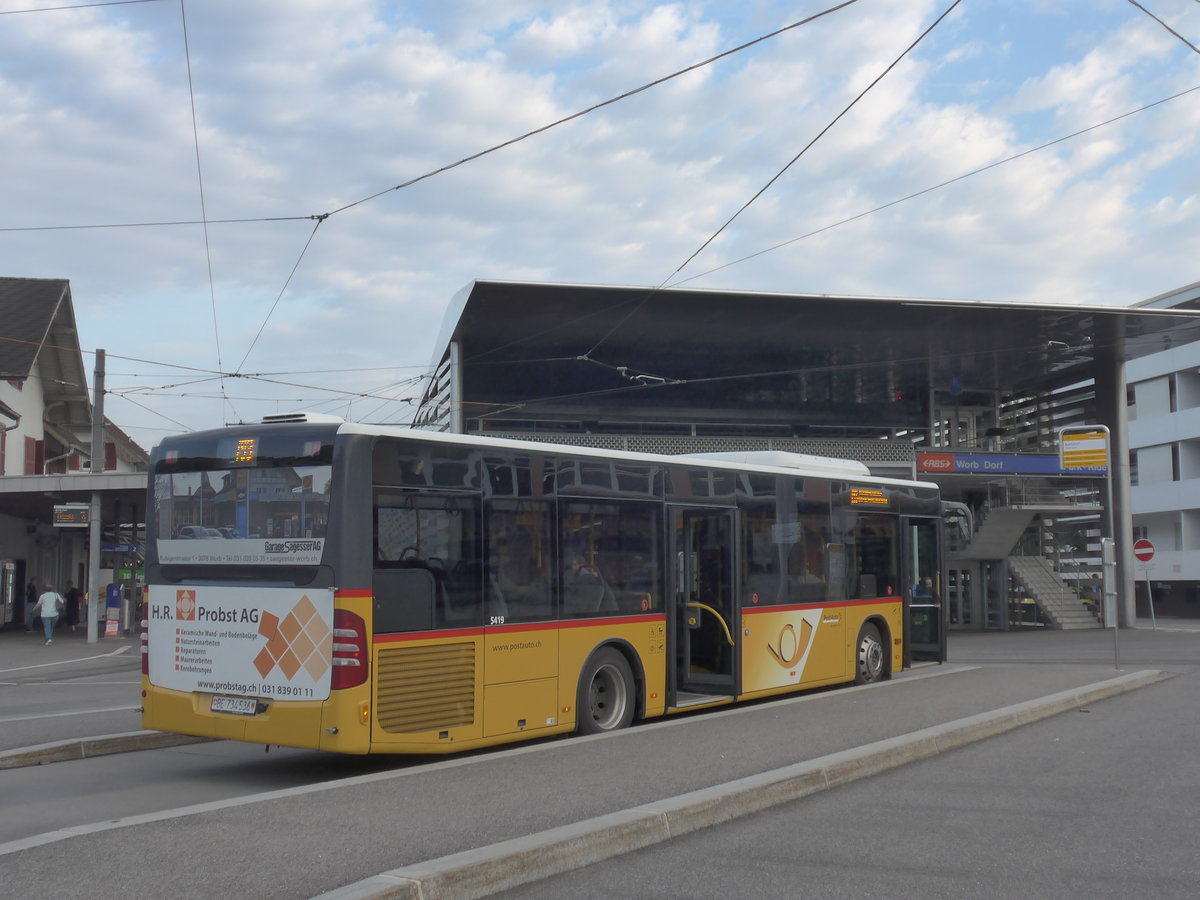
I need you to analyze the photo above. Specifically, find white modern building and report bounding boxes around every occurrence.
[1129,281,1200,618]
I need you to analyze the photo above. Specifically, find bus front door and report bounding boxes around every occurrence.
[672,508,737,702]
[903,516,946,663]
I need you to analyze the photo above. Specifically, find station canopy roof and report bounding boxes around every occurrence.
[430,280,1200,433]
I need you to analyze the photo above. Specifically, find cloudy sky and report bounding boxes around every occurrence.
[2,0,1198,446]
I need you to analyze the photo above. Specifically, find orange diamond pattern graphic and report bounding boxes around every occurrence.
[253,595,332,681]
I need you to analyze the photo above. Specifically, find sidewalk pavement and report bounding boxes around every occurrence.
[1134,615,1200,631]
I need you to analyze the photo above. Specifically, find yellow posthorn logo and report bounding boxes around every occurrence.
[767,620,813,668]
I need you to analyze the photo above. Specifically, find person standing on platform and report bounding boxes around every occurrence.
[32,583,64,645]
[25,578,38,632]
[65,581,83,632]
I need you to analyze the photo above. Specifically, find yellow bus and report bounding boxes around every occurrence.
[141,415,946,754]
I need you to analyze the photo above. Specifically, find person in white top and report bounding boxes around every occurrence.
[32,583,65,645]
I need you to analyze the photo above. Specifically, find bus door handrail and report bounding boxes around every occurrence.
[685,601,735,646]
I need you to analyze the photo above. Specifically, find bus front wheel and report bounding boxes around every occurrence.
[577,648,635,734]
[854,623,886,685]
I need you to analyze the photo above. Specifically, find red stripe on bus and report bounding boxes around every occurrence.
[558,613,666,629]
[374,627,485,644]
[371,613,667,644]
[485,621,559,636]
[336,589,373,599]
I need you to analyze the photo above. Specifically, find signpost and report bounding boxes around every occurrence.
[1060,426,1119,668]
[1133,539,1156,630]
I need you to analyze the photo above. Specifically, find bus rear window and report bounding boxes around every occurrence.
[153,465,332,566]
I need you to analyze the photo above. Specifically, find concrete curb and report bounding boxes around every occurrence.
[0,730,212,769]
[315,668,1168,900]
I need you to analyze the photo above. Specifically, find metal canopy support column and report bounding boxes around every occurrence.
[450,340,463,434]
[1094,326,1135,627]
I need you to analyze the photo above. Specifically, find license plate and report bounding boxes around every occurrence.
[211,695,257,716]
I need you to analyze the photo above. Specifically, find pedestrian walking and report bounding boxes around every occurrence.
[25,578,38,632]
[65,581,83,631]
[32,583,65,645]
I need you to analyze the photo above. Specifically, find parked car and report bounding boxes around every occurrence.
[177,525,223,539]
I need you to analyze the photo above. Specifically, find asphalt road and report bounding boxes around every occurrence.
[0,622,1196,900]
[0,629,143,750]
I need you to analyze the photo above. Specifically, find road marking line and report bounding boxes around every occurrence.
[0,645,132,675]
[0,706,139,724]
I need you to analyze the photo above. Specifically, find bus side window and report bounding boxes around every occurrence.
[486,500,553,622]
[373,569,435,633]
[857,573,877,598]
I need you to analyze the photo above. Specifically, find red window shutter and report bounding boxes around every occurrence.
[1,430,6,476]
[104,441,117,471]
[68,452,81,471]
[24,436,36,475]
[35,440,45,474]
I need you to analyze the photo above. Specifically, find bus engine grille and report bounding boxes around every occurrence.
[375,642,476,733]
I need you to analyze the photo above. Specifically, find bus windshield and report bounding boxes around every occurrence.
[152,431,333,566]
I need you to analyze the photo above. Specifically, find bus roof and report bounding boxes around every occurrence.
[334,421,937,491]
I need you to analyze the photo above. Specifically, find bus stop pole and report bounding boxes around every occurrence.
[87,349,105,645]
[1102,537,1119,670]
[1144,566,1156,631]
[1099,428,1118,669]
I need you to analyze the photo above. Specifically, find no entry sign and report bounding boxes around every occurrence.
[1133,539,1155,562]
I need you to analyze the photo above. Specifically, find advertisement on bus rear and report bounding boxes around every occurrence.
[156,537,326,566]
[146,586,335,700]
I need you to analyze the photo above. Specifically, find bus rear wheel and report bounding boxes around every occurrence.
[577,648,635,734]
[854,623,886,684]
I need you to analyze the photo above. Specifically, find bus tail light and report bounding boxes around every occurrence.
[141,613,150,676]
[331,609,368,690]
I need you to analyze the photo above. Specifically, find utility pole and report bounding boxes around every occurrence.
[87,349,104,644]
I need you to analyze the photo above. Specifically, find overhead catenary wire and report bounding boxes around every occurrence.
[318,1,865,220]
[232,216,326,375]
[6,65,1196,427]
[670,82,1200,288]
[0,1,861,239]
[581,0,963,361]
[177,0,234,423]
[0,0,160,15]
[668,0,964,282]
[4,4,1196,432]
[1124,0,1200,55]
[210,2,865,379]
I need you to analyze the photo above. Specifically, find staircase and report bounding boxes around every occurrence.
[951,508,1034,560]
[1008,556,1100,630]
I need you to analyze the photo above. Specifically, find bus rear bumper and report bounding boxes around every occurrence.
[141,680,370,753]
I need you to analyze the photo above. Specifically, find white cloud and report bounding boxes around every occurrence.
[2,0,1199,440]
